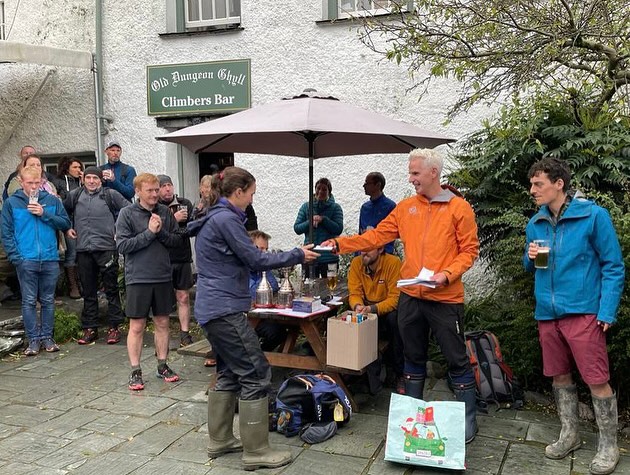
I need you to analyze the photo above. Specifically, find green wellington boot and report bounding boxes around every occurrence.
[207,390,243,458]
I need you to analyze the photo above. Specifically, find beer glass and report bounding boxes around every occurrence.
[533,239,550,269]
[326,263,338,298]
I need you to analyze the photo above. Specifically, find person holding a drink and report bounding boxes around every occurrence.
[524,157,624,475]
[99,140,137,201]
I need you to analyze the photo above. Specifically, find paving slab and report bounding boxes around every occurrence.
[115,421,195,456]
[68,451,152,475]
[0,431,71,463]
[0,403,64,426]
[0,461,68,474]
[41,388,108,411]
[38,406,104,437]
[462,435,509,474]
[85,392,177,417]
[84,413,160,440]
[37,432,127,470]
[501,442,570,475]
[160,428,211,464]
[477,414,529,441]
[367,443,411,475]
[156,400,207,426]
[129,457,211,474]
[572,448,630,474]
[309,412,386,458]
[282,448,369,475]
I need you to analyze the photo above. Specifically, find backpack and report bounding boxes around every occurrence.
[71,187,119,221]
[275,374,352,437]
[464,331,524,410]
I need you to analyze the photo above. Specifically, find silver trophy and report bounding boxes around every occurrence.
[255,271,274,308]
[276,265,295,309]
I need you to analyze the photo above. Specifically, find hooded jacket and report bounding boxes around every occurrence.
[1,189,71,264]
[336,186,479,304]
[294,195,343,264]
[189,199,304,324]
[523,195,624,324]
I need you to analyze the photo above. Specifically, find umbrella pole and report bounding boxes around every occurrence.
[308,139,315,279]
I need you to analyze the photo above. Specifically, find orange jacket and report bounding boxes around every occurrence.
[348,253,402,316]
[337,187,479,303]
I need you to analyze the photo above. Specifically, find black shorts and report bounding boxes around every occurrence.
[172,262,194,290]
[126,282,174,318]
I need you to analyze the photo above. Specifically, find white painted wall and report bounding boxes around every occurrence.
[0,0,493,263]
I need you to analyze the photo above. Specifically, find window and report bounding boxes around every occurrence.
[323,0,410,20]
[165,0,241,34]
[1,1,6,40]
[185,0,240,28]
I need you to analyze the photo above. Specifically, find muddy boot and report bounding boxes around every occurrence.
[207,391,242,458]
[239,397,291,471]
[404,373,425,399]
[65,266,81,299]
[452,381,478,443]
[546,384,582,459]
[589,393,619,475]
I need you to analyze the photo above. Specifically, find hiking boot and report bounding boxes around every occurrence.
[106,327,121,345]
[180,332,194,347]
[78,328,98,345]
[156,364,180,382]
[128,369,145,390]
[24,340,40,356]
[42,338,60,352]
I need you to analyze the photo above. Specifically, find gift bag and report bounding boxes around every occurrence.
[385,393,466,470]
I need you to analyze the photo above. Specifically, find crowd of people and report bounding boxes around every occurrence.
[0,143,624,474]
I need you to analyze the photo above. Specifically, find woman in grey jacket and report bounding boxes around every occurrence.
[188,166,318,471]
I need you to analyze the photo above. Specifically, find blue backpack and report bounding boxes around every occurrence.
[275,374,352,437]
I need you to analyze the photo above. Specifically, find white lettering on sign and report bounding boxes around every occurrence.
[151,77,170,92]
[171,70,215,88]
[161,96,213,108]
[217,68,246,86]
[214,94,235,105]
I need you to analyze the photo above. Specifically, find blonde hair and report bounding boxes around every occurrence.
[19,165,42,180]
[409,148,443,176]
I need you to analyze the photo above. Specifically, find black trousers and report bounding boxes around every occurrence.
[366,310,405,393]
[76,250,124,329]
[397,293,471,379]
[203,312,272,400]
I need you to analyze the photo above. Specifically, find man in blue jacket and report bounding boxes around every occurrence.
[524,157,624,475]
[99,140,137,201]
[1,166,71,355]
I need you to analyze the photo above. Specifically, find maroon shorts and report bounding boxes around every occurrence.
[538,314,609,385]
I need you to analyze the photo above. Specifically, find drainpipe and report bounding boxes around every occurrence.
[94,0,105,164]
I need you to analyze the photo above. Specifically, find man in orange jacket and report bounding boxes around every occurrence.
[323,148,479,443]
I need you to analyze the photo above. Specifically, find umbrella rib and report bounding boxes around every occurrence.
[194,133,234,154]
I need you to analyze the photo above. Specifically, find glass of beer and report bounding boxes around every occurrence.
[326,263,338,298]
[533,239,550,269]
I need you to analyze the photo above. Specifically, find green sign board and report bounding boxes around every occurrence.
[146,59,251,116]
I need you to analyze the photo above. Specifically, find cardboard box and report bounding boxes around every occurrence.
[292,297,322,313]
[326,312,378,370]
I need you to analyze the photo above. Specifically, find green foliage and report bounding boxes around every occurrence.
[448,97,630,401]
[53,308,82,343]
[359,0,630,117]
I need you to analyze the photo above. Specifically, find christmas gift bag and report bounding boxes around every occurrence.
[384,393,466,470]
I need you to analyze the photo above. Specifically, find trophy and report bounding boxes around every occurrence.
[276,265,295,309]
[255,271,274,308]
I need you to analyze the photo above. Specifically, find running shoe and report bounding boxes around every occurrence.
[156,364,180,382]
[128,369,145,390]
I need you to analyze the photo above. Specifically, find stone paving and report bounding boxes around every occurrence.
[0,302,629,474]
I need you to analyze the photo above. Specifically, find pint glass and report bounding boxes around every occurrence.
[533,239,550,269]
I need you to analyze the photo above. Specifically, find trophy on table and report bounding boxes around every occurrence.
[255,271,274,308]
[276,264,295,309]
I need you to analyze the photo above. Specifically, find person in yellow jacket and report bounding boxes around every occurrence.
[323,148,479,443]
[348,246,404,395]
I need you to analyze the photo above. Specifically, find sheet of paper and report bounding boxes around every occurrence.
[397,267,437,289]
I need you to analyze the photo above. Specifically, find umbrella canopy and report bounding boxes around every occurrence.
[157,90,454,157]
[157,90,455,246]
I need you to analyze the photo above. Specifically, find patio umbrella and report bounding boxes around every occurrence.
[157,89,455,244]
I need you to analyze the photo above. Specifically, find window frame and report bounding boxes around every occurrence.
[323,0,412,21]
[1,1,6,41]
[184,0,240,28]
[165,0,241,34]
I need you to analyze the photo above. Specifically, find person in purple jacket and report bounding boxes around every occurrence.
[188,166,318,471]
